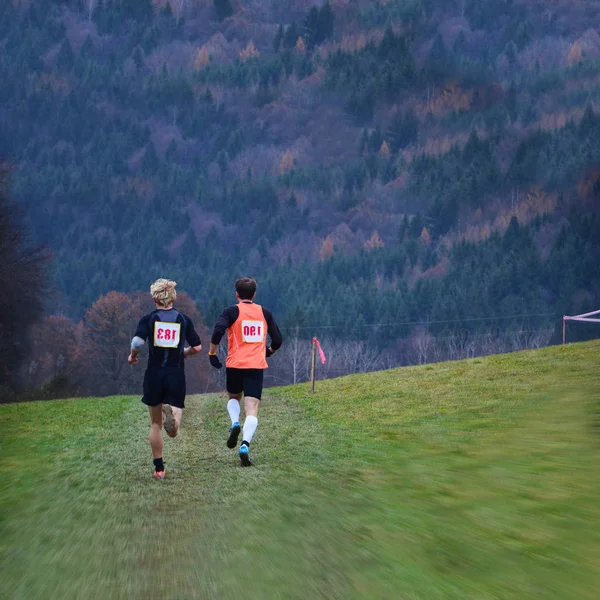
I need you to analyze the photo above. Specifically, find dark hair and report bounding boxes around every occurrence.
[235,277,257,300]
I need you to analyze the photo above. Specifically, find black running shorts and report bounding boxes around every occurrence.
[142,367,186,408]
[226,368,264,400]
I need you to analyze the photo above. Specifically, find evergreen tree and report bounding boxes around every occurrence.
[273,24,284,51]
[388,110,418,152]
[214,0,234,22]
[283,22,299,49]
[303,4,334,49]
[56,38,75,70]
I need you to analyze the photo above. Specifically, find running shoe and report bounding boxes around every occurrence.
[163,404,177,437]
[227,422,241,448]
[239,444,253,467]
[154,470,165,480]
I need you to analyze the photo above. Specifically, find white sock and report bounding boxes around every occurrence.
[227,399,240,425]
[242,416,258,444]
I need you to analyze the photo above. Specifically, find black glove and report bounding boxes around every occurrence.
[209,354,222,369]
[266,347,274,358]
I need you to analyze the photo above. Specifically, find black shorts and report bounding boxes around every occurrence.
[142,367,186,408]
[226,368,264,400]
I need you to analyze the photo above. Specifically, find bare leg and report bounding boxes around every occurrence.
[244,396,260,418]
[148,405,164,459]
[163,405,182,438]
[229,392,243,404]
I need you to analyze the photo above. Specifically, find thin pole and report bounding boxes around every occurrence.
[562,317,566,345]
[310,339,316,393]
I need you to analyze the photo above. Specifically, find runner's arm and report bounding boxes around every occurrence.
[129,316,149,364]
[183,317,202,359]
[263,308,283,355]
[209,306,239,355]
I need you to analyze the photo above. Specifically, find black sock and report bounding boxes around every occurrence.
[153,458,164,471]
[241,441,249,448]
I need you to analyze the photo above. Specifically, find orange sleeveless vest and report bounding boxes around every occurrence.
[226,302,268,369]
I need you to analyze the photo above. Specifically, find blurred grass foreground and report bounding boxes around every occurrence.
[1,341,599,599]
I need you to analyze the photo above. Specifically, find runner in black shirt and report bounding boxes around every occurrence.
[128,278,202,479]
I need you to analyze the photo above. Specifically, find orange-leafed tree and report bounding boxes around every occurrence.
[379,140,390,159]
[364,231,384,250]
[279,150,294,174]
[240,41,259,61]
[319,235,335,261]
[567,41,583,65]
[85,291,144,395]
[193,46,210,70]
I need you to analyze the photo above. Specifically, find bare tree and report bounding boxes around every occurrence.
[479,330,503,357]
[446,330,471,361]
[410,327,436,365]
[321,339,382,378]
[271,326,311,384]
[509,327,554,351]
[170,0,187,25]
[530,329,553,349]
[83,0,98,22]
[209,86,226,111]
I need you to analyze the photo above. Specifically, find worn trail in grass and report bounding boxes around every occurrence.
[1,341,599,599]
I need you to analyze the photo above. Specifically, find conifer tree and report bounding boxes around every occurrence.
[214,0,233,22]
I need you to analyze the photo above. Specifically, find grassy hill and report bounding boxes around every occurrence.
[1,340,599,599]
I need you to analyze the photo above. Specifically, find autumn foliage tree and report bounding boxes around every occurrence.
[28,316,87,398]
[21,287,217,400]
[85,291,144,395]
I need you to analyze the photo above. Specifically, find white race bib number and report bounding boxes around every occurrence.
[154,322,181,348]
[242,320,264,343]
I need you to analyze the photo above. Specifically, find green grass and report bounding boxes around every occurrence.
[1,341,599,599]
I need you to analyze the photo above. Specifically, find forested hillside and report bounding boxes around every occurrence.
[2,0,600,371]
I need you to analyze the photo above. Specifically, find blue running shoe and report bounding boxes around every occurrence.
[239,443,253,467]
[227,422,241,448]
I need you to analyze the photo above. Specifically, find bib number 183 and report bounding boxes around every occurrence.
[154,322,181,348]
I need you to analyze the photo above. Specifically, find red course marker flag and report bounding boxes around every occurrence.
[312,337,326,364]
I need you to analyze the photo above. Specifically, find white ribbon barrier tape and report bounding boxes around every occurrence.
[564,317,600,323]
[564,310,600,321]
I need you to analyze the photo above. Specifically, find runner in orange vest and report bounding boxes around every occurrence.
[208,277,283,466]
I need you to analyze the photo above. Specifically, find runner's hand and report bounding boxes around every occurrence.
[209,354,222,369]
[266,347,274,358]
[128,353,138,365]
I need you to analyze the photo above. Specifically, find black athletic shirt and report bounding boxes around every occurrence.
[211,302,283,350]
[134,308,201,369]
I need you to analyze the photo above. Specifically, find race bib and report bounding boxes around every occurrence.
[154,322,181,348]
[241,320,264,343]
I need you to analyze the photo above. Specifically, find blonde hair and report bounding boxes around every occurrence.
[150,278,177,307]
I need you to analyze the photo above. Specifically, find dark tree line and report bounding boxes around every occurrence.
[0,162,49,398]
